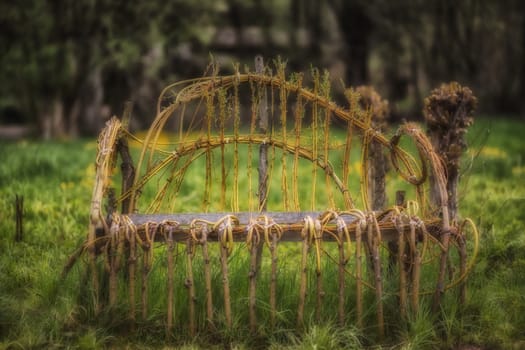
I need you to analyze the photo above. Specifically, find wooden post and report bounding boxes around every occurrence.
[254,55,268,304]
[185,238,196,336]
[369,215,385,339]
[424,83,476,311]
[357,86,389,211]
[397,217,407,319]
[248,237,260,333]
[108,221,118,307]
[458,232,467,304]
[166,229,175,338]
[355,222,363,329]
[118,101,135,215]
[337,218,347,326]
[200,226,214,330]
[269,229,279,329]
[15,195,23,242]
[388,191,405,273]
[220,243,232,329]
[256,55,268,212]
[358,87,389,288]
[409,221,420,314]
[128,223,137,329]
[297,230,309,329]
[423,82,476,221]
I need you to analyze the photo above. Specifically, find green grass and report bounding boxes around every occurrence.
[1,116,525,349]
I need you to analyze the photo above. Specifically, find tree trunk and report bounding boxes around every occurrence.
[80,66,105,136]
[521,3,525,119]
[41,96,66,140]
[336,2,373,85]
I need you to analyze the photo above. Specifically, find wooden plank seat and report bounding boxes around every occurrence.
[118,211,443,243]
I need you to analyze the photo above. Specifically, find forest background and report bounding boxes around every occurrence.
[1,0,524,139]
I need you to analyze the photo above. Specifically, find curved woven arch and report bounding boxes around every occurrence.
[124,63,446,216]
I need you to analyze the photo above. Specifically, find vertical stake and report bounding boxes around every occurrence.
[128,225,136,330]
[397,218,407,319]
[118,101,135,215]
[358,86,389,212]
[248,233,260,333]
[256,55,268,213]
[424,83,476,221]
[15,195,23,242]
[220,243,232,329]
[389,191,406,273]
[166,229,175,338]
[297,231,309,329]
[409,221,420,314]
[270,230,278,329]
[337,224,346,326]
[458,232,467,305]
[355,222,363,329]
[254,55,268,315]
[369,215,385,339]
[201,227,214,330]
[185,238,196,336]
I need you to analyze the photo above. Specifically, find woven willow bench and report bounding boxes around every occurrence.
[72,58,477,338]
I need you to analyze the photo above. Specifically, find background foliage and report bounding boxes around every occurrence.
[1,0,525,138]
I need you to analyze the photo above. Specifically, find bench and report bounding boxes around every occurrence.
[75,58,477,338]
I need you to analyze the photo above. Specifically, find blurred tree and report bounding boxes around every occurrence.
[341,0,524,117]
[1,0,524,138]
[332,0,373,85]
[0,0,216,138]
[521,0,525,119]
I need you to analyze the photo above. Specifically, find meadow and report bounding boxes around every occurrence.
[0,116,524,349]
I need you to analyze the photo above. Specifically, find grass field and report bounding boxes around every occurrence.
[0,117,524,349]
